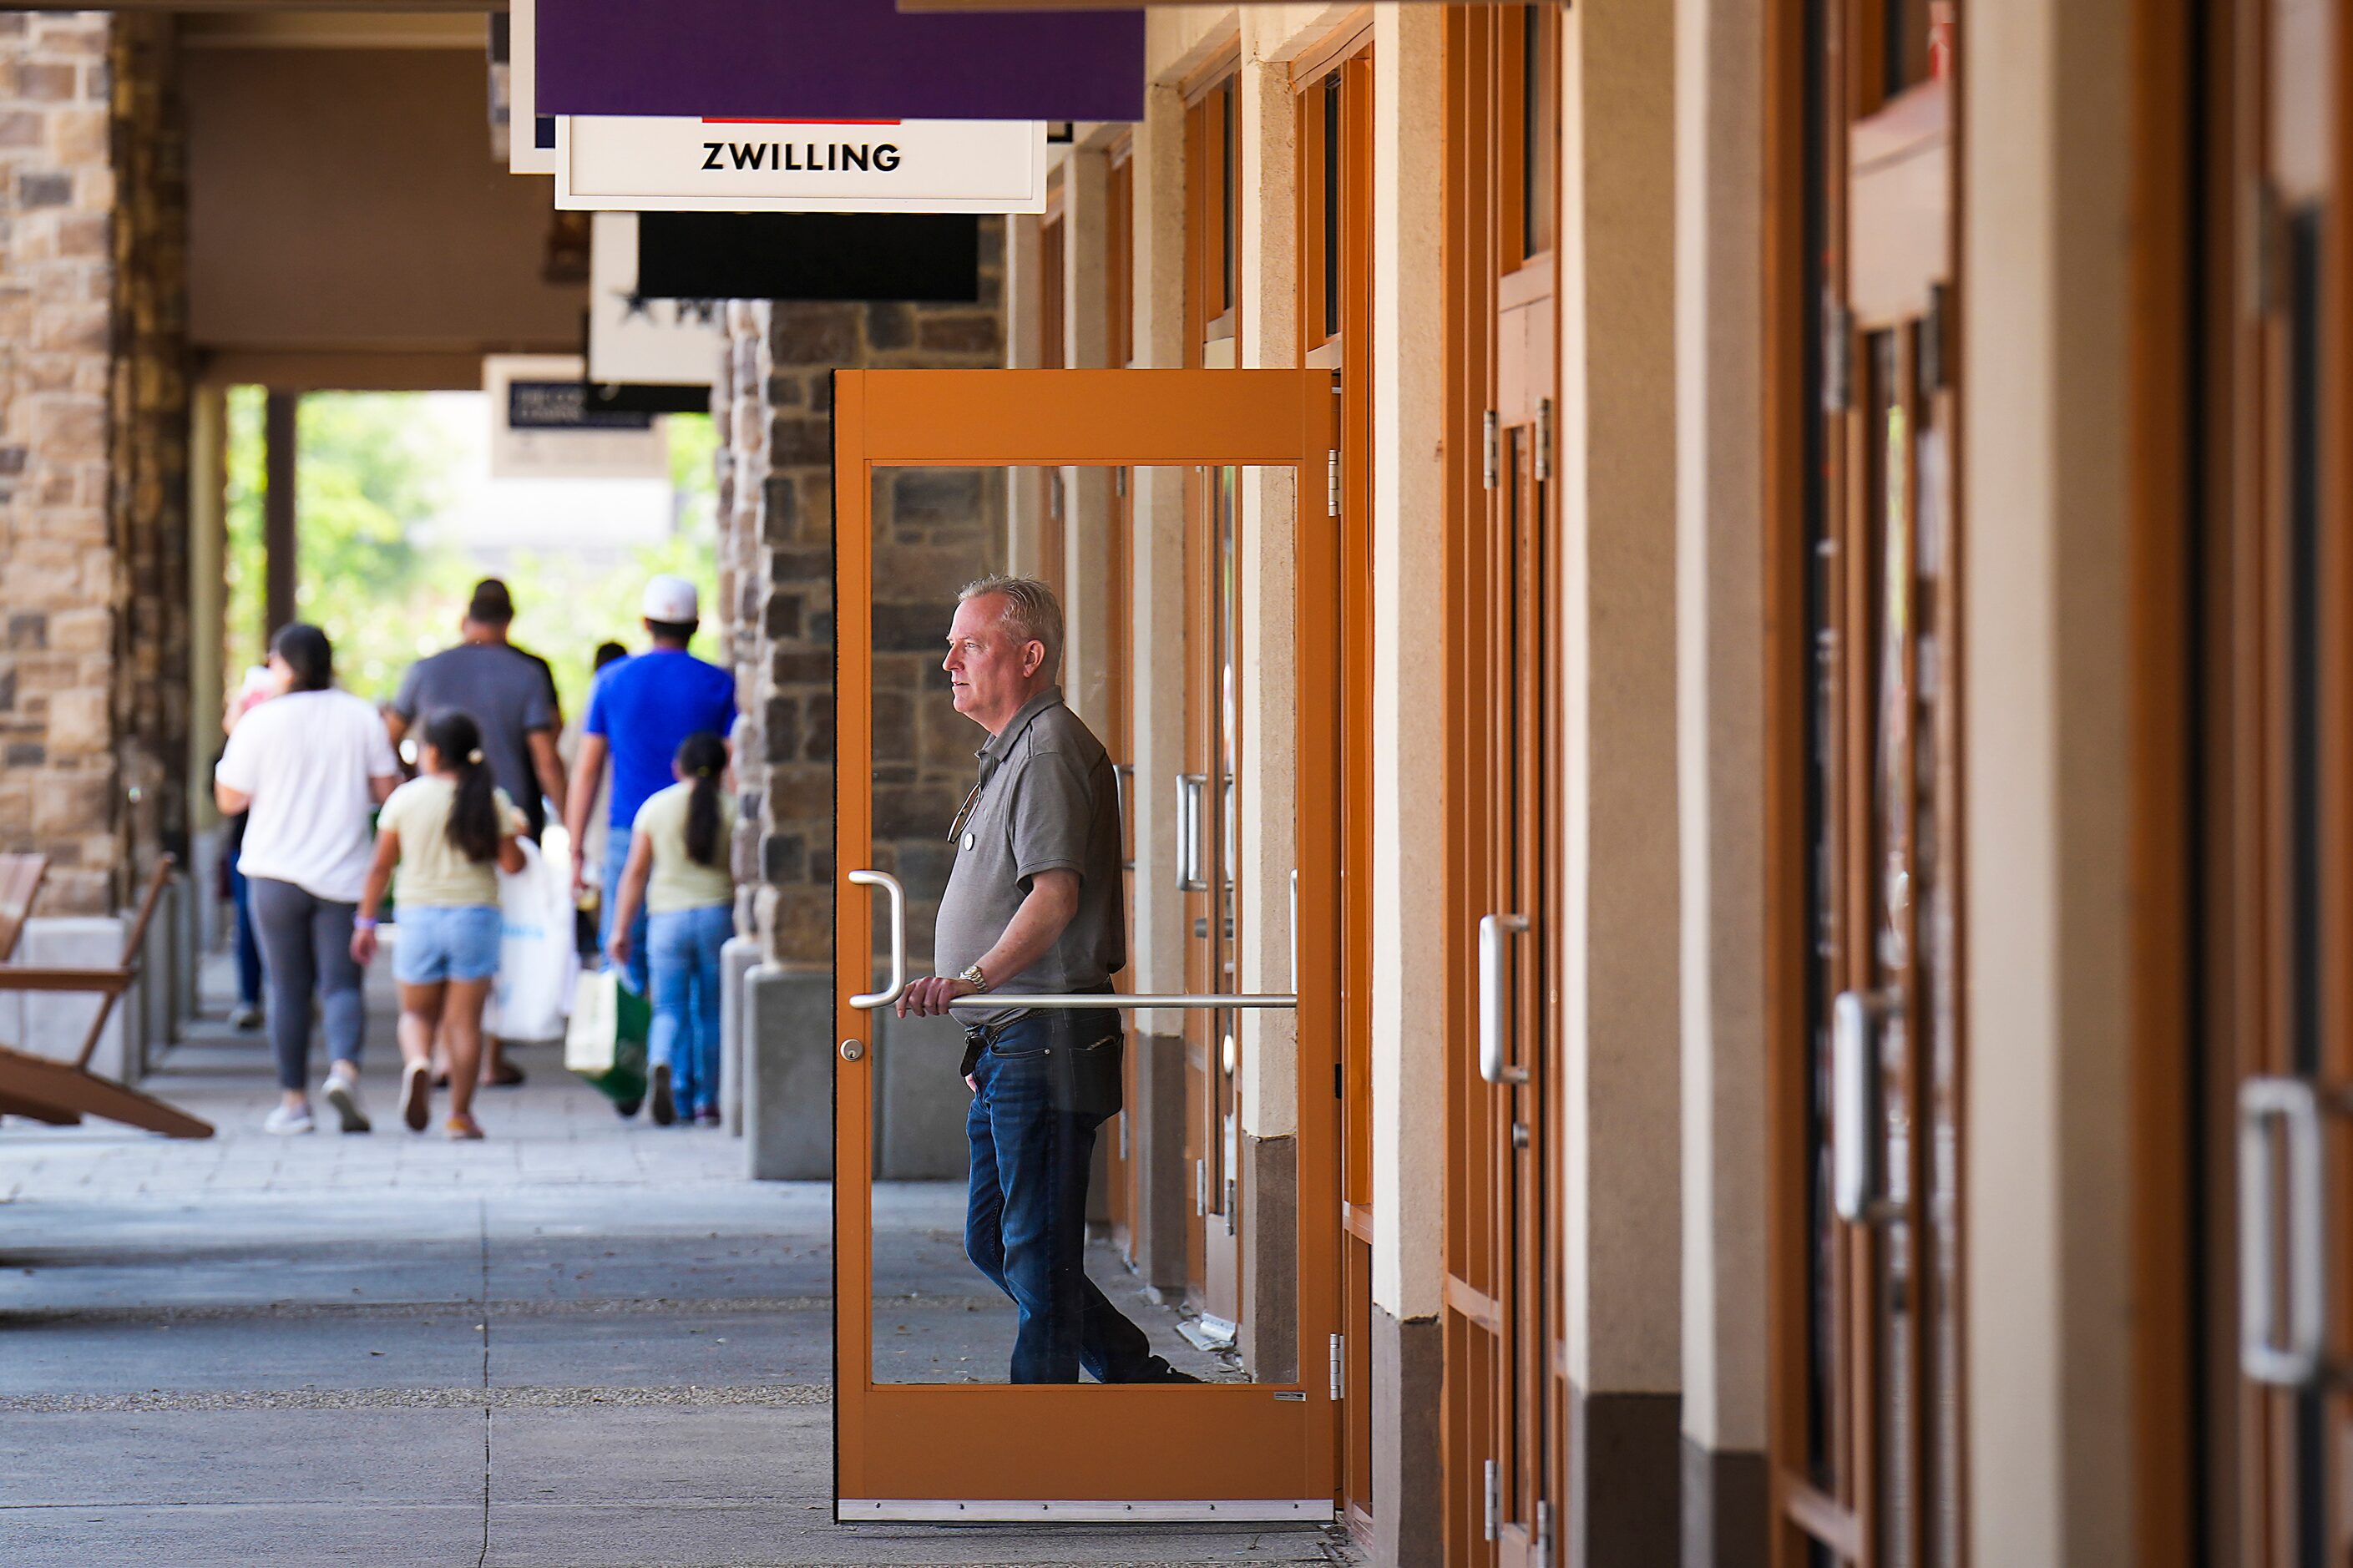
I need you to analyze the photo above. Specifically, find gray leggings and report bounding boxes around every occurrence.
[247,877,367,1091]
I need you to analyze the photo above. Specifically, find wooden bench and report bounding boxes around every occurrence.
[0,855,212,1139]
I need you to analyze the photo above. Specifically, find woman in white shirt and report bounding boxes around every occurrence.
[214,625,400,1135]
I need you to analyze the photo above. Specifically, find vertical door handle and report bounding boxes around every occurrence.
[2239,1075,2329,1387]
[846,869,906,1011]
[1478,913,1531,1085]
[1176,773,1209,892]
[1832,989,1896,1222]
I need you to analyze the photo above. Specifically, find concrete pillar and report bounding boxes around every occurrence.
[1672,0,1769,1561]
[1125,77,1192,1292]
[1059,144,1119,736]
[262,390,297,641]
[1559,0,1683,1560]
[1961,0,2137,1560]
[1235,19,1302,1385]
[1369,7,1449,1561]
[1003,209,1050,580]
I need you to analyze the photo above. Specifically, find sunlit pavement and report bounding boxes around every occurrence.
[0,963,1354,1567]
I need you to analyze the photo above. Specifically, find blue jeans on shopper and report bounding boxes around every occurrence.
[599,827,650,996]
[964,1009,1166,1384]
[647,903,730,1116]
[229,857,263,1009]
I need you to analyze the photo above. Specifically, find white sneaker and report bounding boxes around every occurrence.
[322,1071,370,1134]
[263,1103,314,1136]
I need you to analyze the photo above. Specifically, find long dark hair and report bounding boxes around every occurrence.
[424,711,500,864]
[677,731,727,868]
[271,623,334,692]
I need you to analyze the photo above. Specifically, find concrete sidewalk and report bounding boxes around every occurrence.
[0,966,1354,1567]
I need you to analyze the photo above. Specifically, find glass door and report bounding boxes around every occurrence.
[830,367,1341,1517]
[1774,3,1962,1565]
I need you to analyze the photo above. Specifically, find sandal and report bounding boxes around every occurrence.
[402,1061,432,1132]
[445,1113,484,1141]
[487,1062,527,1088]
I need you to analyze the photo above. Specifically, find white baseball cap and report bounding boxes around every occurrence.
[641,574,700,623]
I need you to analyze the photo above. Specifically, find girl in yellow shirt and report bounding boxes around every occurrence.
[352,711,525,1140]
[607,732,736,1126]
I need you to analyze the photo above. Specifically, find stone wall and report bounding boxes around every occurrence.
[715,225,1008,971]
[0,12,185,916]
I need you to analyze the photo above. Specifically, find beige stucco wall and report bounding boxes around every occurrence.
[1558,0,1682,1395]
[1674,0,1769,1453]
[1236,23,1300,1142]
[1368,2,1449,1324]
[1961,0,2138,1560]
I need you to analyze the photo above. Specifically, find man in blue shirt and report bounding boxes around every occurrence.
[564,575,736,994]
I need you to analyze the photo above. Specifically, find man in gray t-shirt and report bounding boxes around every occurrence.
[387,579,568,842]
[896,575,1189,1386]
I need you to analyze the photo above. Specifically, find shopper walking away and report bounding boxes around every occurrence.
[896,575,1195,1384]
[560,640,629,956]
[387,578,566,1087]
[605,732,736,1127]
[218,667,277,1029]
[213,624,399,1135]
[563,576,736,997]
[351,711,527,1141]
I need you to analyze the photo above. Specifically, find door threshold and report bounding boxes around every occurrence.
[837,1498,1336,1524]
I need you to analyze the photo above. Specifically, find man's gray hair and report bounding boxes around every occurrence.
[958,574,1064,675]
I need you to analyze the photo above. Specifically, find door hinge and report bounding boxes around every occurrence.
[1326,448,1340,518]
[1481,409,1500,489]
[1114,465,1128,499]
[1823,295,1854,413]
[1195,1159,1207,1216]
[1329,1333,1344,1401]
[1483,1459,1500,1541]
[1117,1109,1129,1161]
[1535,1500,1554,1568]
[1224,1178,1237,1235]
[1535,397,1553,482]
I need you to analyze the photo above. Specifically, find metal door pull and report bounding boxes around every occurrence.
[2239,1075,2329,1387]
[847,869,907,1011]
[1478,913,1531,1085]
[1831,989,1896,1223]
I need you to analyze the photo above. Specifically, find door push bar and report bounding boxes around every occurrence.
[844,868,1296,1014]
[1831,989,1900,1224]
[1478,913,1531,1086]
[2239,1075,2329,1388]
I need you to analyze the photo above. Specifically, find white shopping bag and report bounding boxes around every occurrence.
[484,837,579,1042]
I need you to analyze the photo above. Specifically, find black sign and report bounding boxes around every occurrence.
[636,212,979,303]
[507,380,656,432]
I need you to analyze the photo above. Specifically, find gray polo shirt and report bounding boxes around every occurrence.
[932,686,1126,1025]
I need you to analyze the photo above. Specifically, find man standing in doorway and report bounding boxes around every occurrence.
[564,574,736,997]
[388,578,569,1085]
[896,575,1196,1384]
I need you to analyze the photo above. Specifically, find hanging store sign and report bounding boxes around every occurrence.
[553,116,1047,215]
[636,211,979,302]
[586,213,726,387]
[485,355,670,482]
[536,0,1145,123]
[508,0,556,175]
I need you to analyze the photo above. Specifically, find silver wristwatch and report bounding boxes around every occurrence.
[957,963,990,994]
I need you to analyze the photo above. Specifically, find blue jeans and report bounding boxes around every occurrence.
[964,1010,1160,1383]
[600,827,650,996]
[648,903,730,1115]
[229,857,262,1009]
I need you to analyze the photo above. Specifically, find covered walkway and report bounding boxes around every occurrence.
[0,962,1349,1567]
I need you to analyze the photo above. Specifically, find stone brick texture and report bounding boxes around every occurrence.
[716,228,1007,970]
[0,13,188,915]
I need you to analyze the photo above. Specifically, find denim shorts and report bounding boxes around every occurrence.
[392,903,503,985]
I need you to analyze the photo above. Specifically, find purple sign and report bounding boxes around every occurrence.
[538,0,1146,124]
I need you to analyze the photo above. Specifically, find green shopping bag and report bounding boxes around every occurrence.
[565,969,650,1106]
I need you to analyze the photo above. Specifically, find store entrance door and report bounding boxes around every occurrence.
[829,367,1341,1519]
